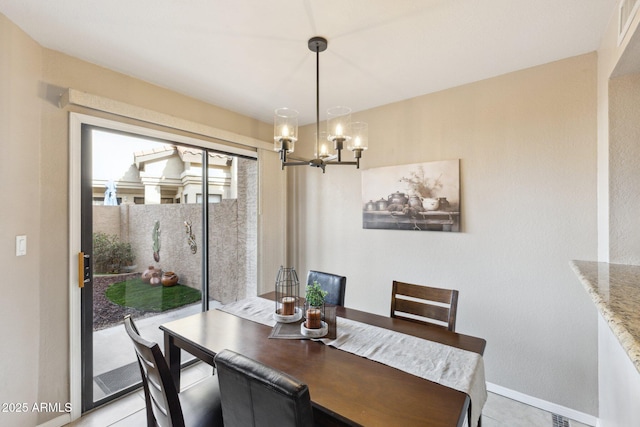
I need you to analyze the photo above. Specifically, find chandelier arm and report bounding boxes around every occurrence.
[282,161,310,167]
[323,161,358,167]
[324,161,357,165]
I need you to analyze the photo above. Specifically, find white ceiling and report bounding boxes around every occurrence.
[0,0,617,125]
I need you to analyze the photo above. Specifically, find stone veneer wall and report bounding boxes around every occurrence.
[94,157,257,304]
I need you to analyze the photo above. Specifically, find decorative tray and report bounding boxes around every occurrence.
[269,306,336,340]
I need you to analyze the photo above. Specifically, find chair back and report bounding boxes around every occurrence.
[214,349,314,427]
[390,281,459,331]
[124,315,185,427]
[306,270,346,306]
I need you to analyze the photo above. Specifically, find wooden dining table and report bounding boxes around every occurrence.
[160,294,486,427]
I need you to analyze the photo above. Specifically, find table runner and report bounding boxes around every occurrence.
[219,297,486,427]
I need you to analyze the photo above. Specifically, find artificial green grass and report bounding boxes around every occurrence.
[105,277,201,312]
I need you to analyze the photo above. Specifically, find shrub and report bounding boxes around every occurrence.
[93,232,135,274]
[305,281,328,307]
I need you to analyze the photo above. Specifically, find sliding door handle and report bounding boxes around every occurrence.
[78,252,90,288]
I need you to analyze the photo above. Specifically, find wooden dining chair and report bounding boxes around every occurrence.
[214,349,314,427]
[306,270,347,306]
[124,315,223,427]
[390,281,459,332]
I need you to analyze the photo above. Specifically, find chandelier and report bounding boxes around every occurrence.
[274,37,368,172]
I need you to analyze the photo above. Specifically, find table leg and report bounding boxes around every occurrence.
[164,333,181,390]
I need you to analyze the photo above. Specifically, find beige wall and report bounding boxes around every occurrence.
[596,0,640,263]
[291,53,599,415]
[609,72,640,264]
[40,46,276,427]
[0,14,43,427]
[1,13,278,426]
[596,8,640,427]
[605,7,640,265]
[1,10,601,425]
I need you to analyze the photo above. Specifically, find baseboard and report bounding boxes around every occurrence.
[486,382,598,426]
[36,413,71,427]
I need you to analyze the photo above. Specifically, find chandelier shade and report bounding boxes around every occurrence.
[327,106,351,143]
[349,122,368,152]
[273,108,298,155]
[314,130,330,159]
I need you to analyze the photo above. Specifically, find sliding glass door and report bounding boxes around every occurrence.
[80,125,256,411]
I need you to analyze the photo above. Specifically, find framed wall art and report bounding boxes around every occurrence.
[362,159,460,232]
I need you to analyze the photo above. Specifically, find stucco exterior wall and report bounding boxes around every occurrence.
[93,155,257,304]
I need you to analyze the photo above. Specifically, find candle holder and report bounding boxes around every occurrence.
[303,303,325,329]
[300,281,328,337]
[300,300,328,338]
[274,266,303,323]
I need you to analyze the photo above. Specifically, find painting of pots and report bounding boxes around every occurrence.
[361,159,460,232]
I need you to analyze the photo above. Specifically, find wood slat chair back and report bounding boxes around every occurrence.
[124,315,185,427]
[390,281,459,332]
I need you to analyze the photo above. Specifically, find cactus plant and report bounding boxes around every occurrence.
[152,220,161,262]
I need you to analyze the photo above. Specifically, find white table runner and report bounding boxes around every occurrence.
[219,297,486,427]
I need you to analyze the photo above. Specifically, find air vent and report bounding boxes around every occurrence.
[619,0,640,45]
[551,414,570,427]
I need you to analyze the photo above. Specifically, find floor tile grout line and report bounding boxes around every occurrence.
[107,407,146,427]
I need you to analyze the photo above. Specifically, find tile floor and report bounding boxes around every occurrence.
[92,302,220,400]
[65,362,212,427]
[66,360,592,427]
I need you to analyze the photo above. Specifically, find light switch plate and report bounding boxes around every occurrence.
[16,235,27,256]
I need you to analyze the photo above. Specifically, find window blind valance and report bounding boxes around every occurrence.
[60,88,269,158]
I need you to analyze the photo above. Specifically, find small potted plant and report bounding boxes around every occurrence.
[305,281,327,329]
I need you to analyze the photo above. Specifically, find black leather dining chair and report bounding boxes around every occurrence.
[124,315,223,427]
[306,270,346,306]
[214,349,314,427]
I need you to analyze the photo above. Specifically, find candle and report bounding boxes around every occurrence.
[282,297,295,315]
[354,136,361,147]
[306,308,322,329]
[282,125,289,137]
[335,124,343,137]
[320,143,328,156]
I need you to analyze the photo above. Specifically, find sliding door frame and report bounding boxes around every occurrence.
[68,112,262,421]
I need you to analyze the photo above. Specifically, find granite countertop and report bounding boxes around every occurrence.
[571,260,640,374]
